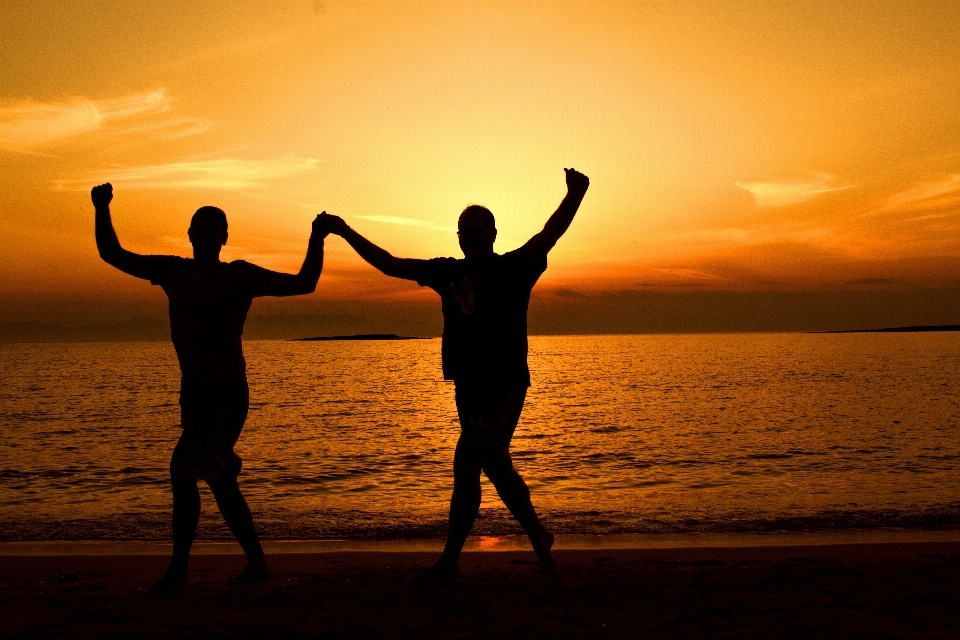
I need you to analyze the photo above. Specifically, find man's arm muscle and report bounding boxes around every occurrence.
[321,213,419,281]
[264,214,329,296]
[523,168,590,257]
[92,183,163,280]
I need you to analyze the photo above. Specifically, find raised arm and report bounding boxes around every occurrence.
[522,168,590,257]
[263,214,329,296]
[320,213,419,281]
[93,183,162,280]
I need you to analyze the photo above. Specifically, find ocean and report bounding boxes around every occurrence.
[1,334,958,541]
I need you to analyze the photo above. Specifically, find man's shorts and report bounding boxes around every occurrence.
[454,384,527,449]
[170,383,249,483]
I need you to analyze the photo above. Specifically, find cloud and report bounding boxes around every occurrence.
[736,173,853,208]
[646,267,725,282]
[0,89,209,148]
[877,174,960,215]
[553,288,589,298]
[108,116,213,140]
[354,215,456,233]
[54,157,320,191]
[848,278,899,286]
[668,222,833,247]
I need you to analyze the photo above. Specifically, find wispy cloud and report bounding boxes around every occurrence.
[354,215,455,233]
[646,267,725,282]
[0,89,209,148]
[54,157,320,191]
[876,174,960,215]
[669,222,833,247]
[736,173,853,208]
[108,116,213,140]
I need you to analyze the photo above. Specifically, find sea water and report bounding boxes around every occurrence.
[1,334,958,540]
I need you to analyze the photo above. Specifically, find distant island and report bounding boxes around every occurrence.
[292,334,431,341]
[812,325,960,334]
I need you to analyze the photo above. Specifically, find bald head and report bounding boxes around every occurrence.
[457,205,497,259]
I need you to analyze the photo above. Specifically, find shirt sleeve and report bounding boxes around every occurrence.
[505,247,547,287]
[146,256,181,287]
[415,258,457,293]
[232,260,278,298]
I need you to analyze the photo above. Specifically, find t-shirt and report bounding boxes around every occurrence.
[416,247,547,386]
[145,256,274,385]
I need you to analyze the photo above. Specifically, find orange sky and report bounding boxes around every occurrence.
[3,1,960,326]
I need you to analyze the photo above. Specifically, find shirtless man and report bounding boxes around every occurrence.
[321,168,589,579]
[92,183,328,592]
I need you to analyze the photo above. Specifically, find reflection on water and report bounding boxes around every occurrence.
[1,334,959,539]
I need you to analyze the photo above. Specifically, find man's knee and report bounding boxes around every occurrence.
[481,446,514,472]
[170,473,197,490]
[484,449,527,487]
[453,437,483,469]
[170,475,201,507]
[206,471,241,497]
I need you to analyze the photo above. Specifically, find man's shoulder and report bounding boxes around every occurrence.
[423,256,461,266]
[145,255,188,285]
[225,259,276,285]
[225,259,272,273]
[501,246,545,266]
[416,256,460,284]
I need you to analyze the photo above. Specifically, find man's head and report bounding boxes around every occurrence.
[188,206,228,261]
[458,205,496,259]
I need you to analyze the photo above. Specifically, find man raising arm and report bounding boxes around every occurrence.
[93,183,328,592]
[94,184,325,296]
[322,168,589,579]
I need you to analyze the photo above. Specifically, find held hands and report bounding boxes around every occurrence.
[91,183,113,209]
[564,168,589,195]
[311,211,331,239]
[318,212,350,236]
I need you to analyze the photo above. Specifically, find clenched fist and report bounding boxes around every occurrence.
[564,168,589,195]
[91,183,113,209]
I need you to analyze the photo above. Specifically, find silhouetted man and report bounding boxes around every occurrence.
[92,183,328,592]
[321,168,589,579]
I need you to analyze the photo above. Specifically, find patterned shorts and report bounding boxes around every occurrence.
[170,383,249,483]
[454,385,527,449]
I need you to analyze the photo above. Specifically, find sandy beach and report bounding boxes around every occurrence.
[2,539,958,639]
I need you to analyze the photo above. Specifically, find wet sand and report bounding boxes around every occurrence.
[2,542,958,639]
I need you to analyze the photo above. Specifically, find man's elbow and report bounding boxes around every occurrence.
[97,247,122,266]
[298,276,319,295]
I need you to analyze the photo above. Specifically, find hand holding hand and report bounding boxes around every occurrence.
[564,168,589,195]
[91,183,113,209]
[312,212,331,239]
[318,212,350,236]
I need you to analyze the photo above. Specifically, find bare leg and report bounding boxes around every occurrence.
[208,473,270,584]
[484,448,556,572]
[148,475,200,593]
[420,438,483,581]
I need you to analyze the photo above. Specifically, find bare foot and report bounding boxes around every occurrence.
[228,559,271,585]
[412,557,459,585]
[147,567,189,594]
[533,530,556,573]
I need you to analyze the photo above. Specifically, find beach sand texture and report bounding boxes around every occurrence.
[2,542,958,639]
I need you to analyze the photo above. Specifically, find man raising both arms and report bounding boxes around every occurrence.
[92,183,329,592]
[321,168,589,579]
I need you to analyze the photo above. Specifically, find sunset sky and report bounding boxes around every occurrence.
[3,0,960,333]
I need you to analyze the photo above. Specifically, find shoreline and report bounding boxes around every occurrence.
[4,529,960,556]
